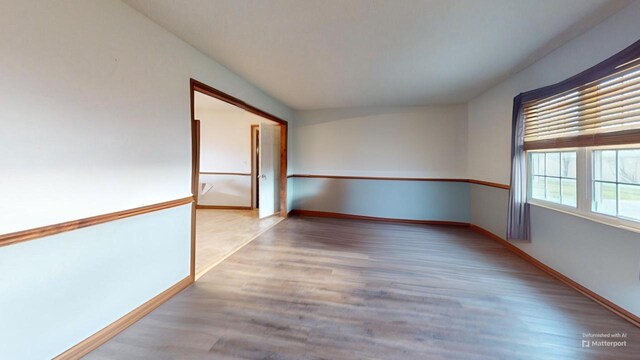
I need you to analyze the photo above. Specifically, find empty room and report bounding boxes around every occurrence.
[1,1,639,359]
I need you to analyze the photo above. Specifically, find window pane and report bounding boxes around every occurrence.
[561,152,576,179]
[545,152,560,177]
[593,181,617,216]
[546,177,561,203]
[618,149,640,185]
[618,184,640,221]
[561,179,577,207]
[531,153,545,176]
[531,175,545,200]
[594,150,616,182]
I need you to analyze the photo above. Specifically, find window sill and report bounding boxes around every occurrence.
[528,201,640,235]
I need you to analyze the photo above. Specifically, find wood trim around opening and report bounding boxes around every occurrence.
[191,78,288,126]
[191,119,201,197]
[190,78,288,217]
[469,224,640,328]
[251,124,259,209]
[288,174,511,190]
[0,196,195,248]
[54,275,192,360]
[280,124,288,215]
[190,117,200,283]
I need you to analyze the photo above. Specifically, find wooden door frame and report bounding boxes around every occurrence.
[189,78,288,280]
[250,124,259,209]
[190,117,200,282]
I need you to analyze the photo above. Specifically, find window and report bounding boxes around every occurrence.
[529,151,576,207]
[592,148,640,221]
[524,61,640,230]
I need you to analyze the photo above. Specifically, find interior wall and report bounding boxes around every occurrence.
[293,106,468,178]
[467,0,640,317]
[0,205,191,360]
[290,106,469,221]
[197,110,257,173]
[293,178,470,222]
[0,0,294,234]
[0,0,294,358]
[2,4,638,359]
[196,109,261,207]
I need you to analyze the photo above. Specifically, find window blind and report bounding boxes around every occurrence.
[524,62,640,150]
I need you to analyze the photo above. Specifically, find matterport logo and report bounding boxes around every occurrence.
[582,332,627,348]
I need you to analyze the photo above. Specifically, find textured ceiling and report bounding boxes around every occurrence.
[124,0,630,110]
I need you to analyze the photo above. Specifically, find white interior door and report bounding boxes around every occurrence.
[259,123,277,218]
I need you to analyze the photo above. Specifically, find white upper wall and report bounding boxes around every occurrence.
[293,106,468,178]
[0,0,293,234]
[195,109,262,207]
[467,0,640,184]
[197,109,262,173]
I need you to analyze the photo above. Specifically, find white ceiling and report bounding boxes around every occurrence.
[124,0,630,110]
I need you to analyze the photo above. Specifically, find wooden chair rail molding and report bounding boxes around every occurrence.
[196,205,252,210]
[200,172,252,176]
[0,196,194,248]
[288,174,511,190]
[467,179,511,190]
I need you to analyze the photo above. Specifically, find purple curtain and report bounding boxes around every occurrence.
[507,38,640,241]
[507,95,530,240]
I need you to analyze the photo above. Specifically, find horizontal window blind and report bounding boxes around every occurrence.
[524,62,640,150]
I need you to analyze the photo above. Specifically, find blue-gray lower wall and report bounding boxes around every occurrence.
[287,176,294,213]
[0,204,192,359]
[292,177,470,223]
[470,183,508,237]
[470,184,640,317]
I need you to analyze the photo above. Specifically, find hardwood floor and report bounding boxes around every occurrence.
[88,216,639,359]
[195,209,282,278]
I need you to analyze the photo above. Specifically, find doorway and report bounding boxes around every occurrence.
[251,124,259,209]
[190,79,288,280]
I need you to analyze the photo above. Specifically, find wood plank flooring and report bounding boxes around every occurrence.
[195,209,282,278]
[88,216,639,359]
